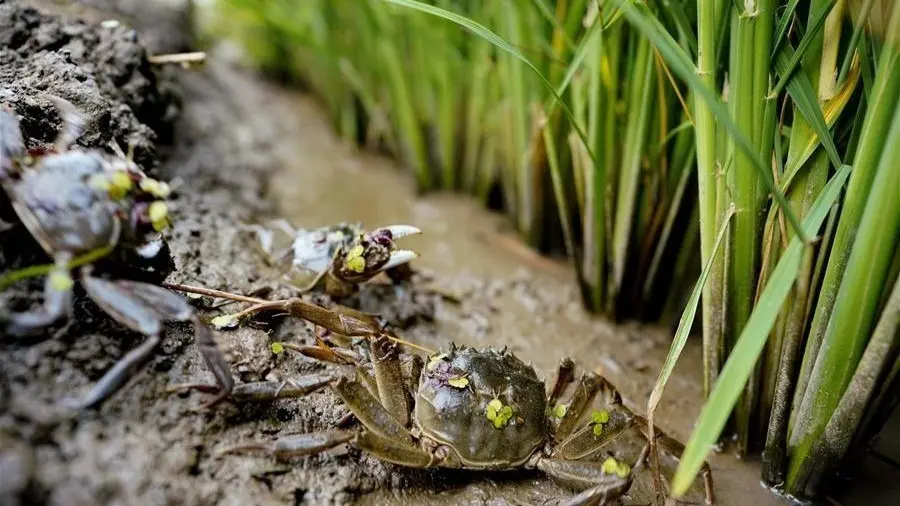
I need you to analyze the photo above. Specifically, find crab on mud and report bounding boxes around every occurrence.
[196,222,422,330]
[179,322,716,505]
[0,95,235,409]
[251,220,421,298]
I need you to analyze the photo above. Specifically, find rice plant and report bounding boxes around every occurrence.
[613,0,900,500]
[201,0,900,502]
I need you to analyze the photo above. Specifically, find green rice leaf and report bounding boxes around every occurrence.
[379,0,599,173]
[774,40,844,169]
[773,0,802,56]
[671,164,852,496]
[770,0,838,96]
[610,0,808,242]
[648,204,735,416]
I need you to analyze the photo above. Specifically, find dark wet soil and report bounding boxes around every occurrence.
[0,1,894,505]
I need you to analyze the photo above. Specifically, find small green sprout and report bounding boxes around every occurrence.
[591,409,610,424]
[148,201,170,231]
[447,376,469,389]
[49,270,73,291]
[108,170,133,200]
[211,314,239,330]
[551,404,568,419]
[486,398,514,429]
[271,342,285,355]
[427,353,448,370]
[603,457,618,474]
[139,178,171,198]
[344,244,366,273]
[601,457,630,478]
[590,409,610,438]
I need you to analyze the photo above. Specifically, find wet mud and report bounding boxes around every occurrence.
[1,1,890,505]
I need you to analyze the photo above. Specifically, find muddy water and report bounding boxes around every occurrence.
[261,87,787,505]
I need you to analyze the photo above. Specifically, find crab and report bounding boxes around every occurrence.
[175,316,716,505]
[0,95,236,409]
[251,220,421,298]
[188,221,423,331]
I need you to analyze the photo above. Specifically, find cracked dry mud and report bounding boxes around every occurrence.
[4,1,888,505]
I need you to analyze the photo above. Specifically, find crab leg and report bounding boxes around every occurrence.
[293,338,412,420]
[553,412,637,461]
[353,429,434,468]
[632,415,716,505]
[555,371,605,440]
[536,457,633,506]
[220,430,355,460]
[371,335,411,427]
[224,297,382,337]
[558,480,634,506]
[553,373,716,505]
[331,374,414,443]
[219,362,435,468]
[547,357,576,407]
[78,275,234,409]
[2,254,74,337]
[220,427,436,469]
[170,374,336,403]
[353,364,382,402]
[41,94,85,152]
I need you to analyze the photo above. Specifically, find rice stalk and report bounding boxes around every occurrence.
[787,5,900,489]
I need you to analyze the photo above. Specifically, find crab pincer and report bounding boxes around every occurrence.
[294,223,420,297]
[250,221,422,298]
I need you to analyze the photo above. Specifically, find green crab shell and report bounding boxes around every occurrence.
[414,344,548,468]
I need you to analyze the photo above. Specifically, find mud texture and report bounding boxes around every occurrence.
[0,0,176,167]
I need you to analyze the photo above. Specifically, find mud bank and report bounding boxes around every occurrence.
[0,1,890,505]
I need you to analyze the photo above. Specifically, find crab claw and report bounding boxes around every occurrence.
[332,224,421,284]
[366,225,420,274]
[369,225,420,273]
[380,249,418,272]
[379,225,422,240]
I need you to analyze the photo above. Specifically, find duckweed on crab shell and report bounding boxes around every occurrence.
[415,345,548,467]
